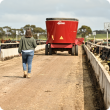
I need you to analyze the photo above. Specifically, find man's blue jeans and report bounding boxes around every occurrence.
[22,51,34,73]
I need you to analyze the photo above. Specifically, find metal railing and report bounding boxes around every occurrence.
[0,40,46,49]
[87,42,110,49]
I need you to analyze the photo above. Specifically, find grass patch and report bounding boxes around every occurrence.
[89,34,110,39]
[0,36,22,40]
[2,34,109,41]
[38,35,47,40]
[77,34,110,40]
[0,35,47,41]
[77,34,110,42]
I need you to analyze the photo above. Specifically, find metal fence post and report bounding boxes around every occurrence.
[107,29,108,46]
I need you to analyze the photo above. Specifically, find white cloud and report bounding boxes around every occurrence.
[78,17,110,30]
[0,0,3,4]
[0,14,47,29]
[0,0,110,30]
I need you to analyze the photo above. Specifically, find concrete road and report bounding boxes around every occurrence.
[0,46,99,110]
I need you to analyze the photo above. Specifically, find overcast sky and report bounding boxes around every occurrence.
[0,0,110,31]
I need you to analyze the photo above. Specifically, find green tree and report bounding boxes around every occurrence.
[0,27,5,39]
[3,26,11,39]
[23,24,31,31]
[23,24,45,33]
[78,25,92,38]
[19,28,24,36]
[11,29,16,39]
[31,25,36,30]
[20,24,46,39]
[30,25,37,38]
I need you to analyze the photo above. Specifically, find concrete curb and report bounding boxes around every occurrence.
[0,44,45,61]
[84,45,110,109]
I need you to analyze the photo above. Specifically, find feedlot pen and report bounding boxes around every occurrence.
[0,46,105,110]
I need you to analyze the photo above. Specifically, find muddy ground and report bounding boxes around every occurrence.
[0,46,105,110]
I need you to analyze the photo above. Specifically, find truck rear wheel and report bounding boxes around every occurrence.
[49,44,52,55]
[52,51,57,54]
[71,45,75,55]
[45,44,48,55]
[75,45,78,56]
[68,50,71,54]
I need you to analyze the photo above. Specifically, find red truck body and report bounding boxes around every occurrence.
[45,18,84,55]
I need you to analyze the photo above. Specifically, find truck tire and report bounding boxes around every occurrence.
[71,45,75,55]
[45,44,48,55]
[52,51,57,54]
[68,50,71,54]
[49,44,52,55]
[75,45,78,56]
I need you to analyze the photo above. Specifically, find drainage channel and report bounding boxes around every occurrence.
[82,46,106,110]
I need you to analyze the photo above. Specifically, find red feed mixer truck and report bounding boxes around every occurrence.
[45,18,84,55]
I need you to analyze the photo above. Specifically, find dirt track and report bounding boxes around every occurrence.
[0,46,104,110]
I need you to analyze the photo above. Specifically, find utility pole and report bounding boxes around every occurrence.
[104,22,110,47]
[107,29,108,46]
[93,32,96,44]
[16,30,18,43]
